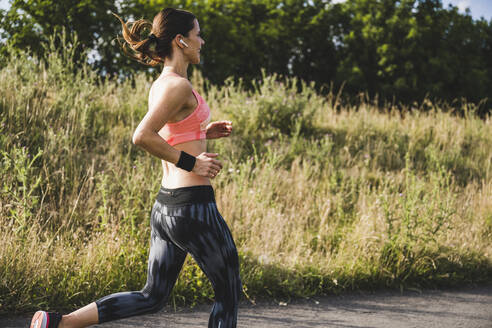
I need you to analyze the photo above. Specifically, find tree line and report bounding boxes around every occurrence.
[1,0,491,113]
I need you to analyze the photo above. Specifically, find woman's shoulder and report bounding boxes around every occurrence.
[149,74,192,103]
[154,74,191,94]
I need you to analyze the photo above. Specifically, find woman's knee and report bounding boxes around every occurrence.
[145,297,167,314]
[141,290,168,314]
[218,278,242,306]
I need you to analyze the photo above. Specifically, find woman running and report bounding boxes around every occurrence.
[30,7,242,328]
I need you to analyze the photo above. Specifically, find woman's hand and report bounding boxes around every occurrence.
[206,120,232,139]
[192,152,223,179]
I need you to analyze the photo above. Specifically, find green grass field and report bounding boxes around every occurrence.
[1,38,491,315]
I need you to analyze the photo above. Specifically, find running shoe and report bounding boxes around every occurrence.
[30,311,62,328]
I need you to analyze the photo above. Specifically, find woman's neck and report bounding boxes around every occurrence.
[162,60,188,79]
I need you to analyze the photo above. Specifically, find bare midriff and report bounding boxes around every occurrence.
[158,136,210,188]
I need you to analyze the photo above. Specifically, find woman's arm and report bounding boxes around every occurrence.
[132,78,188,164]
[132,78,222,177]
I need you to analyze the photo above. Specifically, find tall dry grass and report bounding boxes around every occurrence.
[0,35,491,314]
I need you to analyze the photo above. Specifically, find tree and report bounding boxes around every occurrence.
[0,0,145,76]
[334,0,492,111]
[1,0,491,113]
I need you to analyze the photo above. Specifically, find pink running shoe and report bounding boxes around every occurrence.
[30,311,62,328]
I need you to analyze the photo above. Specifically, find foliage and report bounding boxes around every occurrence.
[0,0,141,76]
[1,36,491,314]
[336,0,492,112]
[1,0,491,112]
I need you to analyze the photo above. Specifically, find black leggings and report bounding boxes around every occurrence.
[95,185,242,328]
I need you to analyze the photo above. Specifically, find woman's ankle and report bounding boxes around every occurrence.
[58,315,73,328]
[58,303,99,328]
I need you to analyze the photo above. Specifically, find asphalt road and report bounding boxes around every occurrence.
[4,284,492,328]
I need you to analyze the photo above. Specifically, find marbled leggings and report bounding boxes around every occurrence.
[95,185,242,328]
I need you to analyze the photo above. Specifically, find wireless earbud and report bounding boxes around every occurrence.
[179,39,189,48]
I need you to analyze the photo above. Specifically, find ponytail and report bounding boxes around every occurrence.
[113,8,196,67]
[112,13,162,66]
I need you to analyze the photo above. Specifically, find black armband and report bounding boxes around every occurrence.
[176,151,196,172]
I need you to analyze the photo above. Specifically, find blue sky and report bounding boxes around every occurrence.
[0,0,491,21]
[442,0,492,21]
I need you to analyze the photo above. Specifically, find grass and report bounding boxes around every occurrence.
[0,35,491,315]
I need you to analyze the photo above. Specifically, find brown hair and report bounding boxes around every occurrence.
[113,8,196,66]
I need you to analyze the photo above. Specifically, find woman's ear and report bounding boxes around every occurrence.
[174,34,186,49]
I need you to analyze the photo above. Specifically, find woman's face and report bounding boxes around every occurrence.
[183,19,205,64]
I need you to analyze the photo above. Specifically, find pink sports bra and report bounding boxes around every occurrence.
[160,75,211,146]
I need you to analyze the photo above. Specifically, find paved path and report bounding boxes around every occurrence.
[4,284,492,328]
